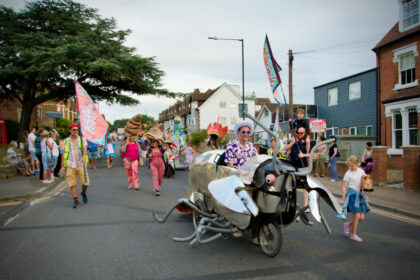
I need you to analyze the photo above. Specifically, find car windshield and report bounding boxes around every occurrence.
[237,155,269,184]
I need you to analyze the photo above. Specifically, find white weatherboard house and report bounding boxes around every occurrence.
[254,103,278,143]
[198,83,255,131]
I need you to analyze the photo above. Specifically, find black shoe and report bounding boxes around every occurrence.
[72,200,80,209]
[81,192,88,204]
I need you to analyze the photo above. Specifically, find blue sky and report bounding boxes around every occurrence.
[4,0,399,122]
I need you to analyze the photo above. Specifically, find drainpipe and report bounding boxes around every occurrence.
[376,51,381,146]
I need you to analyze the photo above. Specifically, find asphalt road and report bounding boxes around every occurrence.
[0,155,419,280]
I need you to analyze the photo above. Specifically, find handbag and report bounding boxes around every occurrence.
[361,174,374,192]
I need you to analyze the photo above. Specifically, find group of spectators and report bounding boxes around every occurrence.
[7,127,62,182]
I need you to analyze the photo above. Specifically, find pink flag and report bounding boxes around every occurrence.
[74,81,109,146]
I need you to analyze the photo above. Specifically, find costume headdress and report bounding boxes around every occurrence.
[207,121,228,138]
[124,114,147,137]
[146,126,164,144]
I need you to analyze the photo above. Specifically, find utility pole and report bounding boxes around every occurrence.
[288,49,294,119]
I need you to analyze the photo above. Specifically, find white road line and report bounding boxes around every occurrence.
[4,214,19,226]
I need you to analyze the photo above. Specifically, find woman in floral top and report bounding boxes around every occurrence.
[224,121,258,168]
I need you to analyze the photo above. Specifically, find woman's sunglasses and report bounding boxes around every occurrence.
[241,131,251,135]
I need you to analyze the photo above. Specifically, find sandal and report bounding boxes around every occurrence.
[350,235,363,242]
[344,223,350,237]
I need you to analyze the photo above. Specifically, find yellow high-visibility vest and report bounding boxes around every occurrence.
[63,137,89,167]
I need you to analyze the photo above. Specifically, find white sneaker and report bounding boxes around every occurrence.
[331,179,337,182]
[42,180,49,184]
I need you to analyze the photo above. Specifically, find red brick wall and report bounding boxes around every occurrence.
[387,154,404,169]
[402,147,420,189]
[0,99,38,126]
[377,34,420,146]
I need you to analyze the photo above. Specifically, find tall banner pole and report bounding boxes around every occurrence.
[74,79,88,182]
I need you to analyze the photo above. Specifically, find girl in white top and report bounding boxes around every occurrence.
[342,155,370,242]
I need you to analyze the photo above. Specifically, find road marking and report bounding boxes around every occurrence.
[370,208,420,226]
[0,201,22,207]
[32,184,67,205]
[4,214,19,226]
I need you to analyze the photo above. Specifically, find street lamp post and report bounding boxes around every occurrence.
[208,36,245,120]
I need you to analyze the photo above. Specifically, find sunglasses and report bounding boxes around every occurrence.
[241,131,251,135]
[297,132,304,135]
[71,129,79,131]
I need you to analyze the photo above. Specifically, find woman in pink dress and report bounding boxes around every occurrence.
[147,139,165,196]
[121,135,143,190]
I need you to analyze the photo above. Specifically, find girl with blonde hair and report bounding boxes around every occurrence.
[340,155,370,242]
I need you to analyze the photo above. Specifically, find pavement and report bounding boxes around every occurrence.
[1,167,419,221]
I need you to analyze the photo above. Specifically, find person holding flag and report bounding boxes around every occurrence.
[61,123,89,209]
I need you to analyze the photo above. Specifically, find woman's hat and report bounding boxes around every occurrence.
[52,129,60,137]
[234,121,254,136]
[146,126,164,144]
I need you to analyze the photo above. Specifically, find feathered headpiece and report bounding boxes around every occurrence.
[207,121,228,138]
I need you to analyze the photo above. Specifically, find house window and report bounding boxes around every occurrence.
[230,102,237,109]
[341,128,347,135]
[230,117,237,125]
[408,107,418,144]
[393,43,418,90]
[400,52,415,85]
[220,102,226,108]
[328,87,338,106]
[350,127,356,135]
[403,0,419,30]
[357,126,366,136]
[326,127,338,138]
[394,110,403,149]
[264,109,268,117]
[367,125,373,136]
[349,81,361,100]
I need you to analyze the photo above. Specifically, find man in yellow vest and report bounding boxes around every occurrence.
[61,123,89,208]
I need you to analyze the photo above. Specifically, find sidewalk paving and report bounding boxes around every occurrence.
[0,175,64,202]
[1,170,419,220]
[313,176,420,220]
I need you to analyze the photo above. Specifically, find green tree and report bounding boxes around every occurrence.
[0,0,176,141]
[113,119,128,128]
[140,115,155,124]
[190,129,207,146]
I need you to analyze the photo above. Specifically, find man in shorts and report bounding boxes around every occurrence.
[61,123,89,209]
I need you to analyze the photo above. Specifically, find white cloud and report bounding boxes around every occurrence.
[5,0,399,122]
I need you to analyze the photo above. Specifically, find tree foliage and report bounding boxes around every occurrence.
[190,129,208,146]
[0,0,175,140]
[113,119,128,128]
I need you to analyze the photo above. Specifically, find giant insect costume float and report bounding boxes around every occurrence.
[153,110,342,257]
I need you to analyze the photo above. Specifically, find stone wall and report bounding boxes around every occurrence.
[0,162,19,179]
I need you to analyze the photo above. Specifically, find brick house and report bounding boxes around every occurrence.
[373,0,420,154]
[0,98,77,128]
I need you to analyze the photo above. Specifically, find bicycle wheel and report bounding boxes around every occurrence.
[259,222,282,257]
